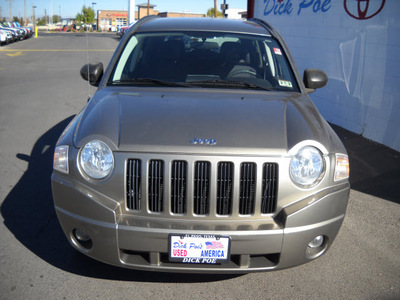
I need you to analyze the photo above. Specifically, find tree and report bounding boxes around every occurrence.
[36,17,47,26]
[12,16,22,23]
[76,6,95,24]
[206,8,223,17]
[52,15,61,24]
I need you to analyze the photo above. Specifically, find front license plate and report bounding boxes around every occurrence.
[169,234,231,264]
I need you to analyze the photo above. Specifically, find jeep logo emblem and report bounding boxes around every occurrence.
[190,137,217,145]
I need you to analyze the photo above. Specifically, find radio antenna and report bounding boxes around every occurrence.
[85,7,91,100]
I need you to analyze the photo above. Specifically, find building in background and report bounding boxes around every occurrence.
[97,3,159,31]
[158,11,205,18]
[97,3,208,32]
[136,3,159,19]
[252,0,400,151]
[97,10,129,31]
[225,8,246,19]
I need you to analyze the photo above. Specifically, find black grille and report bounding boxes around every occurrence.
[171,161,187,214]
[126,159,278,215]
[261,163,278,214]
[148,160,164,212]
[217,162,233,215]
[194,161,210,215]
[126,159,141,210]
[239,163,256,215]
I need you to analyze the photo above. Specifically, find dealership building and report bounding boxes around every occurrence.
[97,3,205,31]
[251,0,399,151]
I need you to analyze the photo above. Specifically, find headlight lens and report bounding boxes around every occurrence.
[290,146,325,187]
[54,145,69,174]
[80,140,114,179]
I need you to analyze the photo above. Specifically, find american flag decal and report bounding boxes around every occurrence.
[205,241,224,249]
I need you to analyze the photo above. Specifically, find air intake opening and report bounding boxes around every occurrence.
[194,161,210,215]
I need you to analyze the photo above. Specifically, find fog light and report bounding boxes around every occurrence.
[73,229,93,250]
[308,235,324,248]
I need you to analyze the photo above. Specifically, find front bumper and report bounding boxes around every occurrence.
[52,174,349,273]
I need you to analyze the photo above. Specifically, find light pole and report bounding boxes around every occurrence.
[5,0,14,22]
[92,3,96,30]
[32,4,37,37]
[32,5,36,27]
[49,0,53,25]
[222,0,228,18]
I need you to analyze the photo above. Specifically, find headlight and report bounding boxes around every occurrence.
[54,145,69,174]
[290,146,325,187]
[79,140,114,179]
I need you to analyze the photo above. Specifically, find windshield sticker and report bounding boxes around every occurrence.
[273,47,282,55]
[278,80,293,88]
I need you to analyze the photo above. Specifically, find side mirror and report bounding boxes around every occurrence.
[80,62,104,87]
[303,69,328,93]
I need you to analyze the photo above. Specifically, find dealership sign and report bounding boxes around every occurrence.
[263,0,385,19]
[263,0,331,16]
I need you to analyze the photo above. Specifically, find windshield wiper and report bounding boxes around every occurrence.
[186,79,272,91]
[109,78,191,87]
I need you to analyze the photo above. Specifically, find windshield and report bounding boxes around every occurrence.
[110,31,299,92]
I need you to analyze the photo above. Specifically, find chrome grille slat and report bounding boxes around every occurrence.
[194,161,210,215]
[171,161,187,214]
[217,162,233,215]
[148,160,164,212]
[239,163,256,215]
[126,159,141,210]
[126,158,278,216]
[262,163,278,214]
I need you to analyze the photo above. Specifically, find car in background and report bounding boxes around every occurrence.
[0,25,19,42]
[1,23,24,40]
[13,22,33,38]
[1,29,11,45]
[0,22,33,42]
[52,16,350,273]
[117,21,136,38]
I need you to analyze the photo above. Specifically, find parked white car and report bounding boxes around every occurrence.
[0,29,12,45]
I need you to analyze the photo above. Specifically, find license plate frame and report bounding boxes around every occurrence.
[169,234,231,264]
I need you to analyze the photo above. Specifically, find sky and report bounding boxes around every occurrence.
[1,0,248,19]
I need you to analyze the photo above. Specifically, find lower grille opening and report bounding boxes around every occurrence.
[231,253,280,268]
[120,249,280,270]
[120,250,150,265]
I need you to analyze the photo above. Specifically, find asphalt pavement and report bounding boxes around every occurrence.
[0,32,399,300]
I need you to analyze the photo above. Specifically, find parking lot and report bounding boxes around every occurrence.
[0,32,399,299]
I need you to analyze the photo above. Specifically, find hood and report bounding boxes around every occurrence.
[74,87,332,155]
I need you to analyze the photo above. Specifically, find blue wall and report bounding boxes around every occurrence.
[255,0,400,151]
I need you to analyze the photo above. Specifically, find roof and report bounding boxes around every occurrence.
[136,17,271,36]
